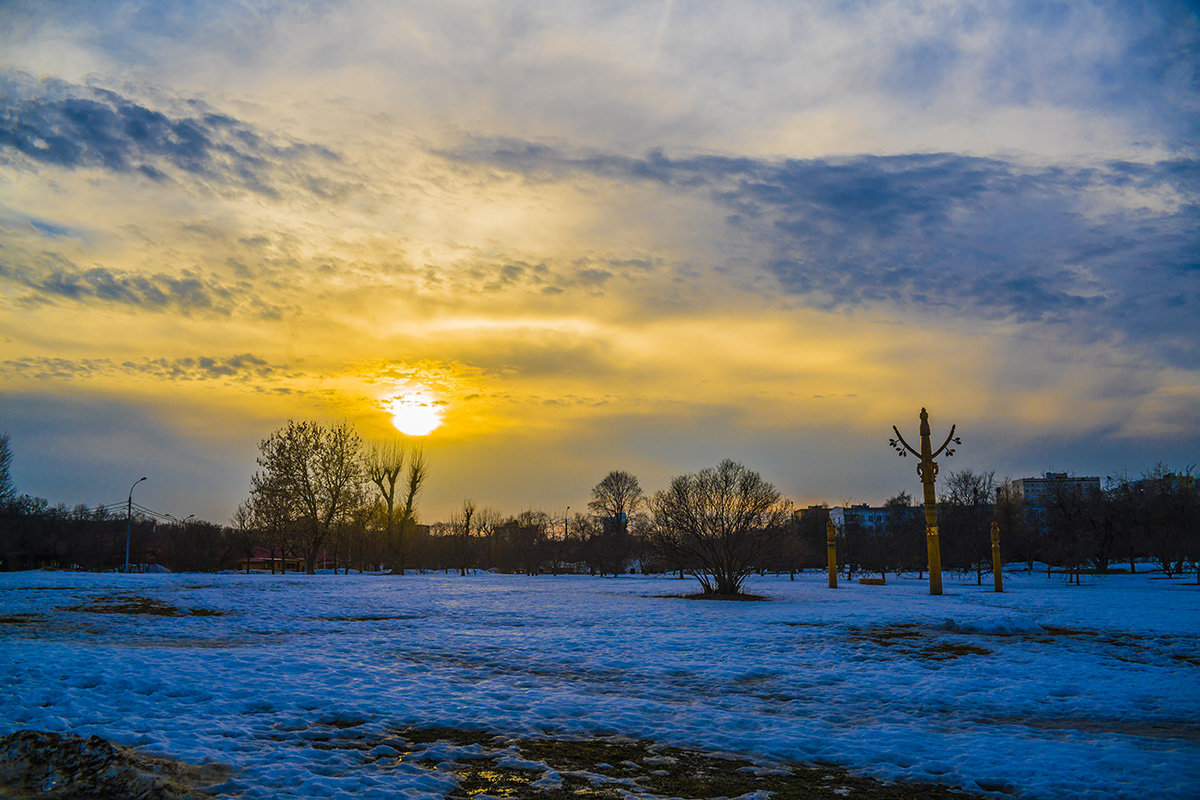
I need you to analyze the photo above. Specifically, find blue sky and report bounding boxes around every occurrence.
[1,0,1197,521]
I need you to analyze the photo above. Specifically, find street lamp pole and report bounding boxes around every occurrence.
[124,476,147,572]
[889,408,960,595]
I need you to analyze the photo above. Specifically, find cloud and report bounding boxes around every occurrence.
[0,354,287,382]
[0,71,336,195]
[443,140,1200,356]
[0,258,286,320]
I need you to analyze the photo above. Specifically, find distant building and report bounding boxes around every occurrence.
[1010,472,1101,528]
[1130,472,1196,494]
[828,503,919,533]
[830,504,887,530]
[793,505,828,523]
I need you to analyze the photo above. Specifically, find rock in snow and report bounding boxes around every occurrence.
[0,730,221,799]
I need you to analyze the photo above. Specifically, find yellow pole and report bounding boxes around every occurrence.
[826,519,838,589]
[991,521,1003,593]
[917,409,943,596]
[889,407,959,597]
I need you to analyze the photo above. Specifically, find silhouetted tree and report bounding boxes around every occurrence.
[250,420,364,574]
[230,501,258,574]
[940,469,996,583]
[492,511,550,575]
[366,439,407,572]
[1081,481,1122,573]
[650,459,790,595]
[1139,464,1198,578]
[883,491,924,576]
[396,448,429,573]
[586,470,644,576]
[1041,475,1092,584]
[993,478,1030,569]
[452,500,476,576]
[0,433,14,506]
[793,506,831,572]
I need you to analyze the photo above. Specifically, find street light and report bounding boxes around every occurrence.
[889,408,960,595]
[124,476,147,572]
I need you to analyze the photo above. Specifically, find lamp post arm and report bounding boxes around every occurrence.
[891,426,921,457]
[932,425,960,458]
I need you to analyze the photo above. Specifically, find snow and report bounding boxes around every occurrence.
[1,569,1197,799]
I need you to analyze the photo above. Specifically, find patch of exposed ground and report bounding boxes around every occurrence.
[649,593,771,602]
[391,727,991,799]
[850,624,992,661]
[317,614,423,622]
[62,594,224,617]
[0,730,227,800]
[0,613,39,625]
[992,716,1200,743]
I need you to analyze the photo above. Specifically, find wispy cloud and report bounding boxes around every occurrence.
[0,71,337,195]
[0,353,288,382]
[0,258,286,320]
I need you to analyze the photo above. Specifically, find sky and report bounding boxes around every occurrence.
[1,0,1197,524]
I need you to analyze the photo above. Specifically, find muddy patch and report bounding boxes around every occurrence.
[649,593,771,602]
[850,624,992,661]
[317,614,423,622]
[390,726,990,799]
[62,594,224,618]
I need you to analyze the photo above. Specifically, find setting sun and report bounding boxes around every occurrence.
[385,390,444,436]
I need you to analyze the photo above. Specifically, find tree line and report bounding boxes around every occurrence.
[1,426,1196,589]
[828,467,1199,585]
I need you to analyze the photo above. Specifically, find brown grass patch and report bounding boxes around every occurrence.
[63,595,224,618]
[393,727,992,799]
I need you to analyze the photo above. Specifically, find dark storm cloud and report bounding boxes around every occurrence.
[447,140,1200,347]
[0,72,335,193]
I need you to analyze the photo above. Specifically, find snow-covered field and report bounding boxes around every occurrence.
[2,569,1197,799]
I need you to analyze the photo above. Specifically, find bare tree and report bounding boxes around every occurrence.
[0,433,14,506]
[247,469,295,573]
[1041,475,1092,584]
[394,448,429,573]
[455,499,476,576]
[650,459,790,596]
[588,471,645,524]
[366,440,406,571]
[993,477,1030,569]
[1139,463,1198,578]
[587,471,644,576]
[474,506,502,570]
[251,420,364,574]
[940,469,996,584]
[230,501,258,574]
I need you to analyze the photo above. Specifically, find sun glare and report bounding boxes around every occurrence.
[385,390,444,436]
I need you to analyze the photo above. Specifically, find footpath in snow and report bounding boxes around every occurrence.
[1,569,1197,799]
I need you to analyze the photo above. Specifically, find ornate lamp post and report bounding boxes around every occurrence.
[889,408,960,595]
